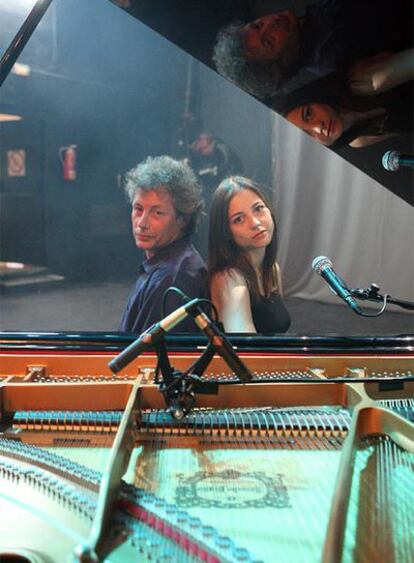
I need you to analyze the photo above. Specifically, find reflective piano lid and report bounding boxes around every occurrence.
[111,0,414,204]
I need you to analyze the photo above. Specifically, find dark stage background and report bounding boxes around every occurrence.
[0,0,272,282]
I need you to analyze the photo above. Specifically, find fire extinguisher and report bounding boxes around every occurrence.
[59,144,77,181]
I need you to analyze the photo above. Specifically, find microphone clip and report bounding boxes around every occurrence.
[160,372,218,420]
[351,283,381,301]
[159,371,196,421]
[351,283,414,312]
[155,338,218,420]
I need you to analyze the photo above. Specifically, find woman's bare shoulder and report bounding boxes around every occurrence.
[211,268,247,288]
[349,132,394,148]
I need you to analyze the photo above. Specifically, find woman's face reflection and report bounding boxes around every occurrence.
[286,103,344,146]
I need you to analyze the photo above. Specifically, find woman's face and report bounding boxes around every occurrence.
[228,188,274,252]
[286,103,344,146]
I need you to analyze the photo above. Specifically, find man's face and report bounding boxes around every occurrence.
[191,134,214,156]
[131,188,185,258]
[243,11,300,65]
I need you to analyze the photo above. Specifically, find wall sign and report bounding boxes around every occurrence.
[7,149,26,177]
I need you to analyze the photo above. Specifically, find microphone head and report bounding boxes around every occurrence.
[382,150,400,172]
[312,255,332,274]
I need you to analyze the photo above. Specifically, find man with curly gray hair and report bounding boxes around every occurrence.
[213,16,296,99]
[213,13,301,100]
[213,2,412,101]
[119,155,207,334]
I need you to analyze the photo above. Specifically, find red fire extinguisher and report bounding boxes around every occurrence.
[59,144,77,181]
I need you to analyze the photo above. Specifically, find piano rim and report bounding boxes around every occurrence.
[1,331,413,354]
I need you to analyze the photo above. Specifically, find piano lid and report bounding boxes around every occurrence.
[0,0,413,377]
[111,0,414,205]
[0,0,412,346]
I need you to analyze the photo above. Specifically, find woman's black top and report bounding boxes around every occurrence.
[250,291,291,334]
[333,82,414,147]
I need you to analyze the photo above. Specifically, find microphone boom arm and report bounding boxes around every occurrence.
[351,284,414,311]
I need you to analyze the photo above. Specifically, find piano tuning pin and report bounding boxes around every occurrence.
[135,534,149,553]
[155,497,166,509]
[215,535,234,550]
[232,547,252,561]
[165,504,178,517]
[158,552,174,562]
[189,516,201,529]
[148,540,161,558]
[141,492,154,505]
[201,525,216,538]
[176,510,189,525]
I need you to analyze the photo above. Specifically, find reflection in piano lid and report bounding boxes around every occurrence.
[0,3,413,560]
[113,0,414,204]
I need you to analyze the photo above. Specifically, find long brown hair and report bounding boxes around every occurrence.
[208,176,279,297]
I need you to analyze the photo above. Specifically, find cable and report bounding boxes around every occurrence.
[161,286,219,323]
[358,294,390,317]
[161,286,188,317]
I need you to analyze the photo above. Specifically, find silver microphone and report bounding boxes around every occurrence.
[382,150,414,171]
[109,299,199,373]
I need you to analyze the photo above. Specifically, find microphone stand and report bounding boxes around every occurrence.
[109,297,251,419]
[155,338,219,420]
[351,283,414,311]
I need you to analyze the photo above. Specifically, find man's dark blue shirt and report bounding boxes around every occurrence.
[119,237,207,334]
[300,0,413,76]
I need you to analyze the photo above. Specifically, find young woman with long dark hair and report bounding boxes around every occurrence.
[273,71,413,148]
[208,176,290,333]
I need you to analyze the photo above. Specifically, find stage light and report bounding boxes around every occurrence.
[12,62,31,76]
[0,113,22,122]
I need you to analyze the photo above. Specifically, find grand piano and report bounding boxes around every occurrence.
[0,1,413,561]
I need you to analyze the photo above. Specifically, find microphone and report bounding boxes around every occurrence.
[311,256,362,314]
[382,150,414,172]
[189,306,252,382]
[109,298,199,373]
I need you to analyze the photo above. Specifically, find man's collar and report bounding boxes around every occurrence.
[141,236,189,272]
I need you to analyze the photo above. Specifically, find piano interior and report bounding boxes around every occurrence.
[0,335,413,562]
[0,1,413,562]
